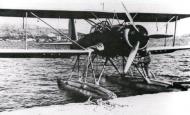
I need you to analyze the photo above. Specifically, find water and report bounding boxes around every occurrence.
[150,50,190,80]
[0,58,74,112]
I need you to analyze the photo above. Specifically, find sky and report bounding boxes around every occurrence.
[1,0,190,36]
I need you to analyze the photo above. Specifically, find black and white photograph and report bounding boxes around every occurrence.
[0,0,190,114]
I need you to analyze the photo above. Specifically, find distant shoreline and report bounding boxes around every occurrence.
[0,40,70,49]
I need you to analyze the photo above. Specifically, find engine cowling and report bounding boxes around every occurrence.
[124,25,149,50]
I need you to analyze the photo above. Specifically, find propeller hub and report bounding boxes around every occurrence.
[124,25,149,50]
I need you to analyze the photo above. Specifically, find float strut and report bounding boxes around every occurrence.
[97,58,108,85]
[69,57,79,80]
[108,58,122,75]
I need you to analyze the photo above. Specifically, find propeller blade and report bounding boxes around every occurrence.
[121,2,139,32]
[124,41,140,73]
[148,34,173,39]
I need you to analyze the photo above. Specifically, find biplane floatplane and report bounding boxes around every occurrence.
[1,0,190,100]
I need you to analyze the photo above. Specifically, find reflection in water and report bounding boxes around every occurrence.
[0,50,190,112]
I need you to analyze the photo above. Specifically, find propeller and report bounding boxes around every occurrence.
[147,34,173,39]
[124,41,140,73]
[121,2,140,73]
[121,2,173,73]
[121,1,139,32]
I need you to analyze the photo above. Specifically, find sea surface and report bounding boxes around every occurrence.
[0,39,190,112]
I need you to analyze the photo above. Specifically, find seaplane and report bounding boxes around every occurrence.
[1,0,190,100]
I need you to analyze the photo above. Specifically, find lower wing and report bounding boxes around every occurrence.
[147,46,190,54]
[38,42,72,45]
[0,49,92,58]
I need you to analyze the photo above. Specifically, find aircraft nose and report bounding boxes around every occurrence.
[123,25,149,50]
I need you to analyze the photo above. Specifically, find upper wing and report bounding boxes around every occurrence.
[0,8,190,22]
[1,0,190,22]
[147,46,190,54]
[0,49,92,58]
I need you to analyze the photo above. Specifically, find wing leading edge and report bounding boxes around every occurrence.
[0,49,92,58]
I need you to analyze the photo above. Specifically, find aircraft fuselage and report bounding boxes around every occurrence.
[71,24,149,57]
